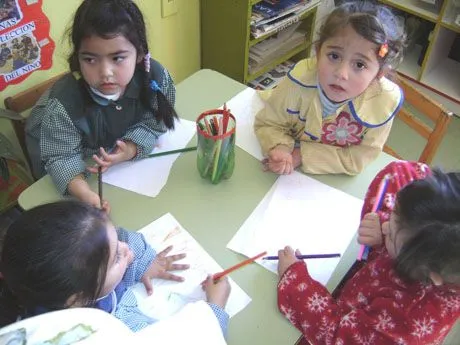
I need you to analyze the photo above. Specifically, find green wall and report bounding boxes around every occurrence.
[0,0,200,154]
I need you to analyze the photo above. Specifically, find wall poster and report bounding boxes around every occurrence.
[0,0,55,91]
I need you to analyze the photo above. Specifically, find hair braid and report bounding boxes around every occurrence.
[120,0,177,129]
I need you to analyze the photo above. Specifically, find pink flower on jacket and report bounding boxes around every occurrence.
[321,111,363,147]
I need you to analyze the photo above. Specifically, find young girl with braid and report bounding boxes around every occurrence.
[26,0,177,210]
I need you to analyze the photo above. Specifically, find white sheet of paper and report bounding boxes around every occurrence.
[102,119,196,197]
[0,303,227,345]
[227,171,364,285]
[130,213,251,320]
[136,301,227,345]
[221,88,264,160]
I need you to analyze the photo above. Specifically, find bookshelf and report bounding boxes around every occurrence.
[201,0,319,85]
[378,0,460,113]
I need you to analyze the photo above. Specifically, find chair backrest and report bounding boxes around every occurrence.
[384,76,453,165]
[3,73,64,173]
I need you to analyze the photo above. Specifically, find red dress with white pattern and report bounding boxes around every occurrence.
[277,161,460,345]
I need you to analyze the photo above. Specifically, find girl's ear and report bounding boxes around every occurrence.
[429,272,444,286]
[65,293,84,307]
[136,54,144,64]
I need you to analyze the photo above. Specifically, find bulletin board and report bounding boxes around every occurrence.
[0,0,54,91]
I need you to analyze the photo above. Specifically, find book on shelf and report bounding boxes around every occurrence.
[251,0,309,27]
[248,60,295,90]
[251,0,319,39]
[252,0,305,19]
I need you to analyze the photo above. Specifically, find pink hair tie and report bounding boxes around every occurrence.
[144,52,151,72]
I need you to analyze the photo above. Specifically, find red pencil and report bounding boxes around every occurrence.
[222,103,229,133]
[213,251,267,281]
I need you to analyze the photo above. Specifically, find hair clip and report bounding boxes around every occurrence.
[150,80,160,92]
[144,52,151,73]
[378,42,389,58]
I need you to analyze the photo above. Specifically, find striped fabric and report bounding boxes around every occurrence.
[317,84,347,118]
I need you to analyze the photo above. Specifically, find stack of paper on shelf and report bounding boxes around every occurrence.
[249,23,305,73]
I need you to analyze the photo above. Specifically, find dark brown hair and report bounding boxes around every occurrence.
[393,170,460,285]
[0,201,111,326]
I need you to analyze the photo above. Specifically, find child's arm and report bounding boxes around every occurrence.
[39,98,89,195]
[298,120,393,175]
[67,174,109,211]
[254,78,298,156]
[278,257,459,344]
[202,275,231,336]
[121,68,175,159]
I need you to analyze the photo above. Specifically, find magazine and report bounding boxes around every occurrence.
[247,60,295,90]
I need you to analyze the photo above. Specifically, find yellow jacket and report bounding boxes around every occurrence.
[254,58,403,175]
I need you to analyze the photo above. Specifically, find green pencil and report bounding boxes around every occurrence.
[147,146,197,158]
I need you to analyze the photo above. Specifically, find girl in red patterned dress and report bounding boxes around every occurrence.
[276,160,460,344]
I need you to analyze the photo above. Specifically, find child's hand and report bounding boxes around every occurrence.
[357,212,383,247]
[278,246,301,277]
[202,275,231,309]
[141,245,190,295]
[67,176,110,212]
[79,191,111,213]
[87,140,137,173]
[264,145,294,175]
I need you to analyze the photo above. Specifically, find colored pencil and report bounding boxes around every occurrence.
[98,165,103,208]
[204,117,212,135]
[213,251,267,281]
[357,174,391,261]
[147,146,197,158]
[262,253,341,260]
[222,103,229,133]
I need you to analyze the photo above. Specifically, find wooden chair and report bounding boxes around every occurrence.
[1,73,64,173]
[384,76,453,165]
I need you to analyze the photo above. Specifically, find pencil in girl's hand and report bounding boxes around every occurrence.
[98,165,103,208]
[213,251,267,282]
[263,253,341,260]
[358,174,391,261]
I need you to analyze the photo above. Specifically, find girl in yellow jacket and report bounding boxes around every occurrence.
[254,1,406,175]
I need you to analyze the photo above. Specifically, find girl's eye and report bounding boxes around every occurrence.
[354,61,367,70]
[327,52,340,61]
[81,57,95,64]
[113,56,125,63]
